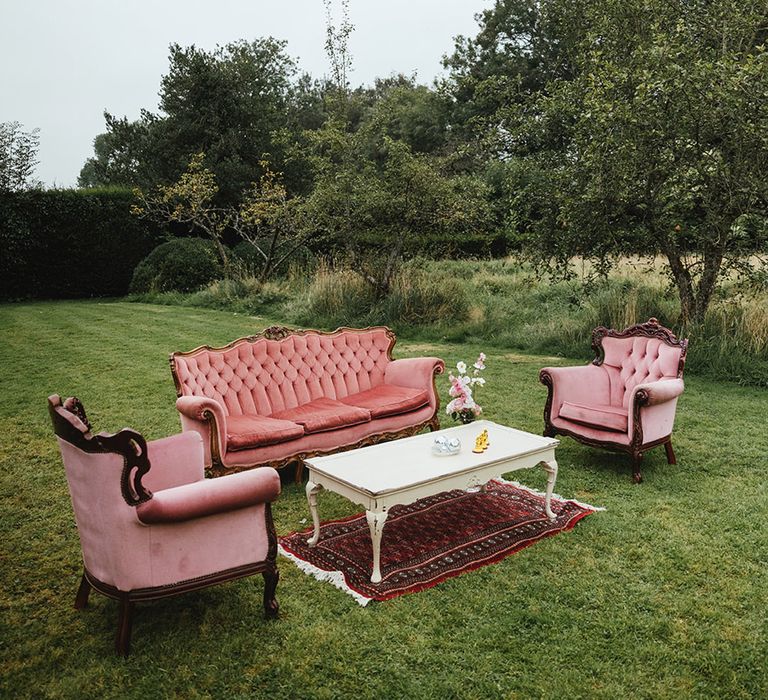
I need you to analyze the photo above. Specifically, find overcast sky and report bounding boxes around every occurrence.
[1,0,490,187]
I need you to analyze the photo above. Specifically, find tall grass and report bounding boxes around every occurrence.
[128,257,768,387]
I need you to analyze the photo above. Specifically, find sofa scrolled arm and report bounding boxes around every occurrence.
[176,395,226,424]
[385,357,445,390]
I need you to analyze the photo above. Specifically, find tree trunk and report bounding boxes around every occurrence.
[664,249,695,326]
[693,245,724,324]
[663,242,724,326]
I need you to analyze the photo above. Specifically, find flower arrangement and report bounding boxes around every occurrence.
[446,352,487,424]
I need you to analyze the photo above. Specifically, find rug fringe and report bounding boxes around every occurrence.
[277,544,372,607]
[491,476,606,512]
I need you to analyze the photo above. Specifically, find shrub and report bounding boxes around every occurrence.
[0,188,163,299]
[381,267,470,325]
[129,238,222,293]
[304,262,375,325]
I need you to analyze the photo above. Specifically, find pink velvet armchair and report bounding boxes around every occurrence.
[48,394,281,656]
[539,318,688,483]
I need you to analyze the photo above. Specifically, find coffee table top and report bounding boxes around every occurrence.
[305,420,558,497]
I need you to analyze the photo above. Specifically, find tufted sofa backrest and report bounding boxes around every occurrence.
[171,327,396,417]
[601,336,684,407]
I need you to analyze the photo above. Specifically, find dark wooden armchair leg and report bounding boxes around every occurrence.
[632,452,644,484]
[262,569,279,619]
[116,597,134,657]
[74,572,92,610]
[664,440,677,465]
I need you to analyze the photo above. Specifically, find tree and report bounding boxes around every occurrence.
[505,0,768,324]
[304,125,491,298]
[132,152,309,281]
[0,121,41,192]
[441,0,588,149]
[81,39,300,200]
[238,162,310,282]
[78,113,155,188]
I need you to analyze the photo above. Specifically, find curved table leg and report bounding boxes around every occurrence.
[306,480,322,546]
[541,459,558,520]
[366,509,389,583]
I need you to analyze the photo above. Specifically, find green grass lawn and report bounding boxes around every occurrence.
[1,301,766,699]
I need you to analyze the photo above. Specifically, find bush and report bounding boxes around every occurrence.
[130,238,223,293]
[0,188,163,299]
[381,266,470,325]
[304,262,375,325]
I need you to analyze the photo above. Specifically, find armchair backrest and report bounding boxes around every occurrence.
[170,325,396,417]
[591,319,688,407]
[48,395,152,590]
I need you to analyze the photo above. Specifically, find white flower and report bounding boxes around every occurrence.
[456,361,467,374]
[471,377,486,386]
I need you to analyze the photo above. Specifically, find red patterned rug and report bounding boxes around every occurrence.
[278,479,602,605]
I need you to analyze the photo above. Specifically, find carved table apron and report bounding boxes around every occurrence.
[304,420,560,583]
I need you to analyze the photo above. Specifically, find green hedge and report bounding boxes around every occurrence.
[0,188,164,300]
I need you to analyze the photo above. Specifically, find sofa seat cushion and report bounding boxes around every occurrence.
[271,398,371,435]
[559,401,628,433]
[340,385,430,419]
[226,415,305,452]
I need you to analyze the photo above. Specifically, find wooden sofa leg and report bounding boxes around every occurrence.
[74,572,91,610]
[632,452,643,484]
[664,440,677,465]
[263,568,280,619]
[116,597,134,657]
[294,460,305,484]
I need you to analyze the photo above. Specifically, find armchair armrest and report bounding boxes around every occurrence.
[135,467,281,525]
[632,378,685,406]
[540,365,610,409]
[385,357,445,391]
[143,432,205,492]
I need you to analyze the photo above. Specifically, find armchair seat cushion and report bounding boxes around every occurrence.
[340,385,429,419]
[136,468,282,524]
[226,415,305,452]
[559,401,628,433]
[271,398,371,435]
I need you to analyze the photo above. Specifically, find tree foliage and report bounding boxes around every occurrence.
[0,122,41,192]
[80,39,299,201]
[133,153,309,282]
[304,122,491,297]
[460,0,768,324]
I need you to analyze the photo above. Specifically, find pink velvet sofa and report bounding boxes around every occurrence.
[170,326,445,478]
[540,318,688,483]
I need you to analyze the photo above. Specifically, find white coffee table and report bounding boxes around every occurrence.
[304,420,560,583]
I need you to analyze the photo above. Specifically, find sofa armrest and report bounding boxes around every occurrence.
[632,378,685,407]
[385,357,445,391]
[143,432,205,492]
[176,395,227,467]
[135,467,281,525]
